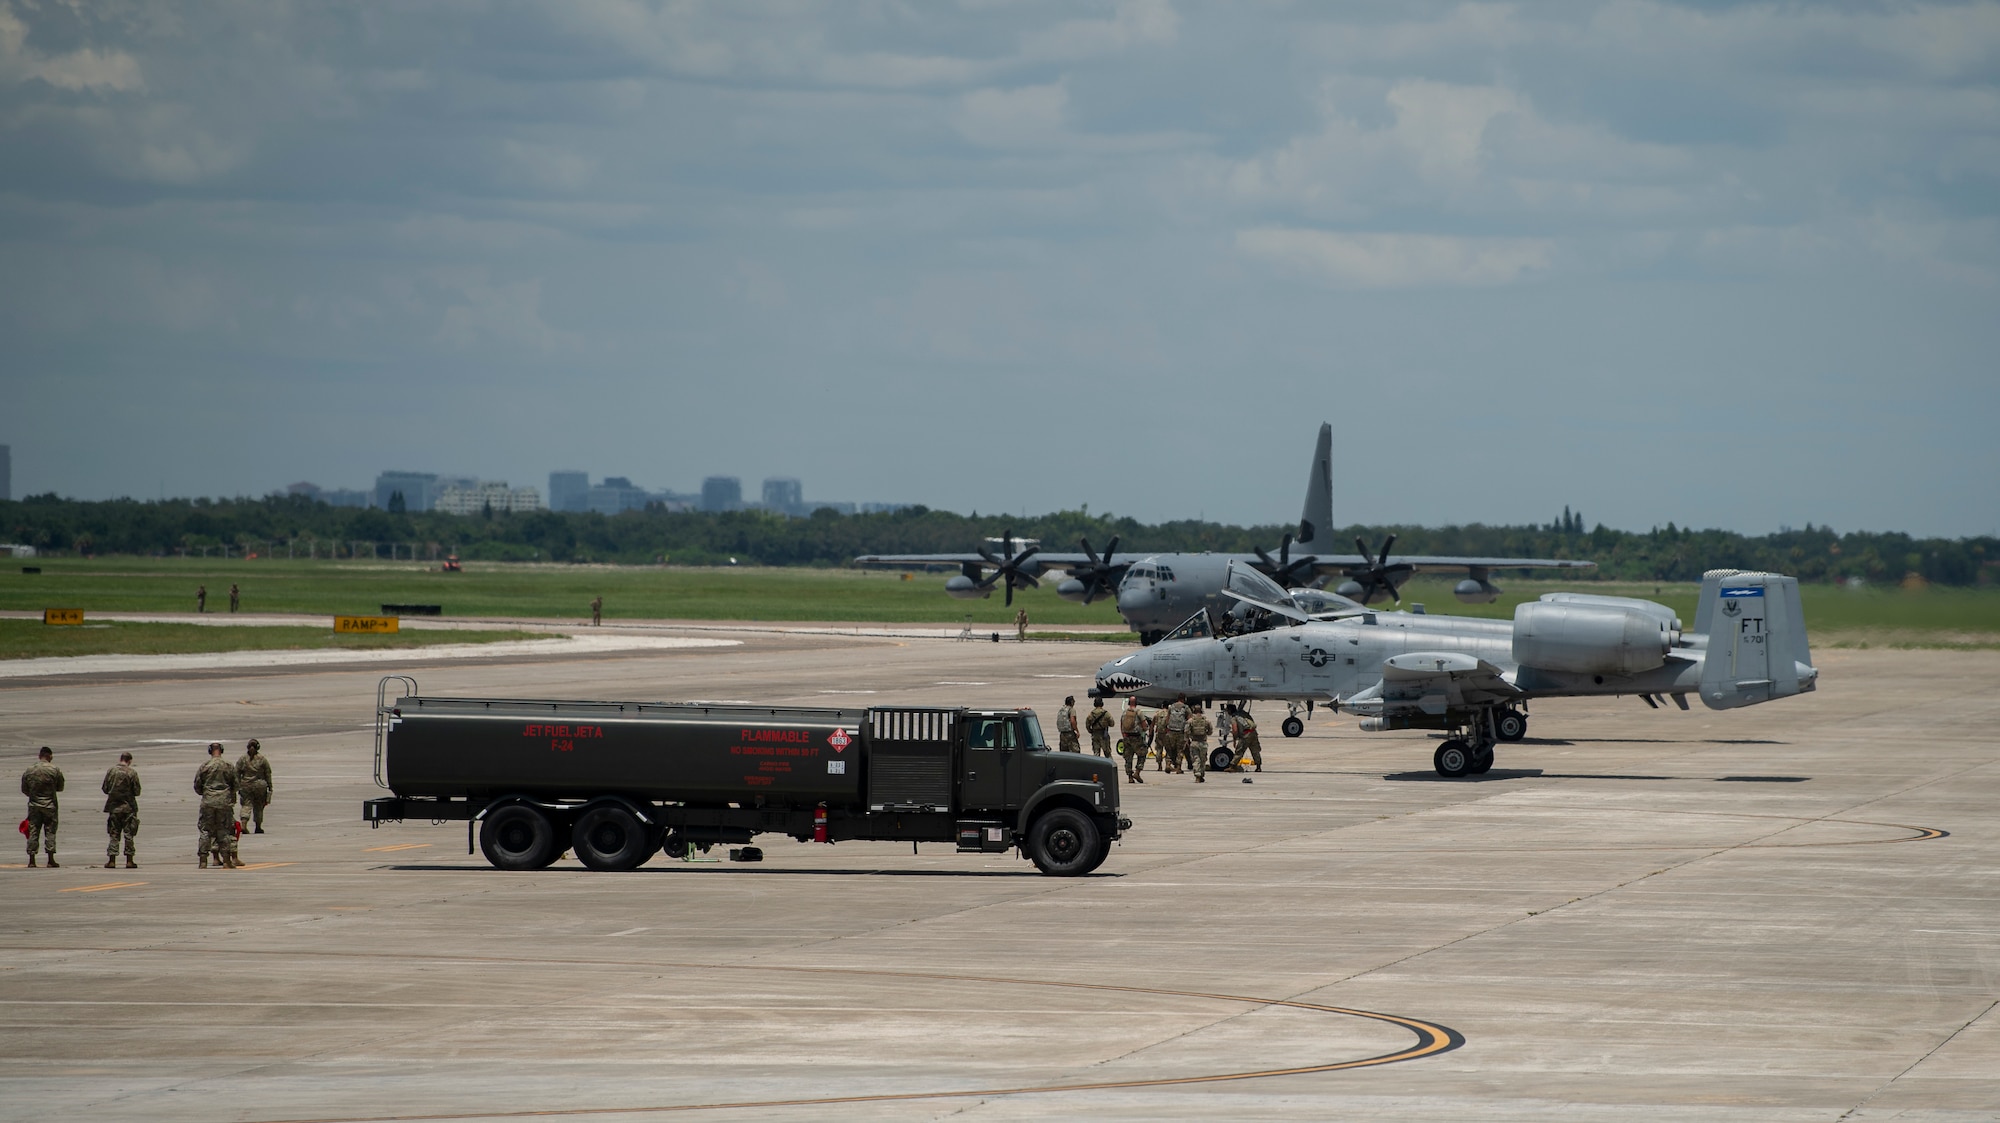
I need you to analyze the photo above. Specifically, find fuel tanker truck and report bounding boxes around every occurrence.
[361,677,1128,876]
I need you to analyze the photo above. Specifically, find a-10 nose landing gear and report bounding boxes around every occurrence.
[1433,707,1504,778]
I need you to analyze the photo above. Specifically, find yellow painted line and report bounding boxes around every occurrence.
[233,862,295,871]
[362,843,431,853]
[61,881,147,893]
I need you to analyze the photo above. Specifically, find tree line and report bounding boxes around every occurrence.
[3,493,1994,586]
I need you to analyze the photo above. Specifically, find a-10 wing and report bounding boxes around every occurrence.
[1341,651,1521,717]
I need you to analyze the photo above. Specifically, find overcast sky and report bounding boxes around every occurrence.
[3,1,1996,537]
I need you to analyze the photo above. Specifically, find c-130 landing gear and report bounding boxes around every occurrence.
[1433,707,1503,778]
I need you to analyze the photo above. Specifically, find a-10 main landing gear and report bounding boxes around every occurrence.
[1432,706,1527,778]
[1281,699,1312,739]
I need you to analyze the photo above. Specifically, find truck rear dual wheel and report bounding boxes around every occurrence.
[480,804,561,870]
[1026,807,1105,876]
[572,805,653,871]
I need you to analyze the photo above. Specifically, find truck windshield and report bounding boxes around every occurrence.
[1017,713,1046,749]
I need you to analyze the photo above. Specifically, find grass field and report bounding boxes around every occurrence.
[0,558,1133,626]
[0,618,550,660]
[3,558,1995,649]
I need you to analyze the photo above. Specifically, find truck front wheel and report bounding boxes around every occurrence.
[572,805,651,871]
[479,804,558,871]
[1026,807,1102,877]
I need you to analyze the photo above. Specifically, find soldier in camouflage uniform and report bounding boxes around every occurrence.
[1184,702,1212,783]
[1117,698,1146,783]
[1055,697,1080,753]
[21,746,63,867]
[1084,697,1114,758]
[1014,608,1029,642]
[236,739,273,834]
[101,751,141,868]
[1228,704,1263,772]
[194,743,239,869]
[1161,696,1190,774]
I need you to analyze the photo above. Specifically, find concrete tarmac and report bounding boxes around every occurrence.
[1,634,1996,1121]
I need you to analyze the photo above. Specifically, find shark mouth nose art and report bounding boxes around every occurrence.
[1097,673,1151,694]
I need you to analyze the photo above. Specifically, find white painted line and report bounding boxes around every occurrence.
[0,635,741,679]
[604,927,650,938]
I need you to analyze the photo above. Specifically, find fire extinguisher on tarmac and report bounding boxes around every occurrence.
[813,803,829,844]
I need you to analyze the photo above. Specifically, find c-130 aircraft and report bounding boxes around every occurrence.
[854,423,1595,643]
[1092,568,1817,777]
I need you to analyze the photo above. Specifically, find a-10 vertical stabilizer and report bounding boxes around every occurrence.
[1696,569,1816,710]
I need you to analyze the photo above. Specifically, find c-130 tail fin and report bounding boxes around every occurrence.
[1697,570,1816,710]
[1298,422,1334,546]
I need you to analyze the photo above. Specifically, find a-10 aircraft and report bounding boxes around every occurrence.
[854,423,1595,643]
[1091,568,1818,777]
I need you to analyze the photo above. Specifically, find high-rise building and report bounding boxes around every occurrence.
[435,481,543,515]
[701,476,742,513]
[548,470,589,513]
[586,477,649,514]
[1,444,12,501]
[762,477,802,515]
[375,470,437,511]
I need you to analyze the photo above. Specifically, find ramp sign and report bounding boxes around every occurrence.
[335,615,400,634]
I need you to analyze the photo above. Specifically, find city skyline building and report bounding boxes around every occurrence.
[435,481,542,515]
[548,470,589,513]
[762,477,803,516]
[701,476,742,513]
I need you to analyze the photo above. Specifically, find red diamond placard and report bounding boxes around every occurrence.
[828,728,852,752]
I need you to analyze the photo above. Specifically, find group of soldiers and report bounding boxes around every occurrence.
[1051,695,1263,784]
[19,740,273,869]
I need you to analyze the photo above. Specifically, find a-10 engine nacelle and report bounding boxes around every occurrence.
[943,575,990,600]
[1512,601,1674,676]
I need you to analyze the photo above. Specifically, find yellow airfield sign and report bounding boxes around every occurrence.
[334,615,400,634]
[43,608,84,626]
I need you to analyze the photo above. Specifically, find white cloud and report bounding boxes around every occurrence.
[501,139,598,193]
[954,81,1069,149]
[431,273,567,354]
[1235,227,1553,288]
[1021,0,1178,62]
[0,7,144,92]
